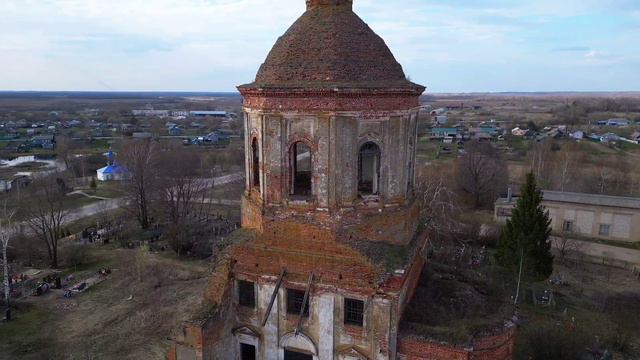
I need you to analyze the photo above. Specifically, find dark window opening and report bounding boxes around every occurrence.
[563,220,574,233]
[498,207,513,217]
[407,160,413,193]
[284,349,313,360]
[240,343,256,360]
[251,138,260,189]
[358,142,381,195]
[238,280,255,308]
[286,288,309,317]
[344,298,364,326]
[290,142,312,197]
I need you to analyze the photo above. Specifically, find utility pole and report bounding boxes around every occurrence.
[514,247,524,308]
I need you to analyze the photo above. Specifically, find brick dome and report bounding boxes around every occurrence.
[241,0,422,90]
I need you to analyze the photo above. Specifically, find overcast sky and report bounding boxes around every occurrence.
[1,0,639,93]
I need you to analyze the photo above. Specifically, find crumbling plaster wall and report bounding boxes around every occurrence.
[241,107,422,245]
[229,277,396,360]
[243,108,419,210]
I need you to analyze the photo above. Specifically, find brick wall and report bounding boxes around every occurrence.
[230,220,381,291]
[471,327,516,360]
[397,325,516,360]
[398,339,470,360]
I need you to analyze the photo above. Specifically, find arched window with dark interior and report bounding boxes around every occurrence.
[251,138,260,190]
[358,142,381,195]
[290,142,312,198]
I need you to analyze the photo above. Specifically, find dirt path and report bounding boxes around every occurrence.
[19,172,244,233]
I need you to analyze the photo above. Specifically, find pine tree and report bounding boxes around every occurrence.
[496,173,554,282]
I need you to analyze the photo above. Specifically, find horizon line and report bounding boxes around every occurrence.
[1,90,640,95]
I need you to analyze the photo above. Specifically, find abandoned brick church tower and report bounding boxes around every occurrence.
[169,1,460,359]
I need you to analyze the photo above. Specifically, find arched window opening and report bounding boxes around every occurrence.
[251,138,260,189]
[358,142,381,195]
[290,142,312,197]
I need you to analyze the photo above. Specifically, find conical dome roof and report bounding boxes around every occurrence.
[240,0,422,90]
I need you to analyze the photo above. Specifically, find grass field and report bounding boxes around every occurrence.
[0,246,209,360]
[515,260,640,359]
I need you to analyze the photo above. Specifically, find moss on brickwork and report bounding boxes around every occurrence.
[346,237,414,273]
[342,222,426,274]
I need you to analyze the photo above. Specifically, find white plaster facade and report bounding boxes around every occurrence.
[224,279,396,360]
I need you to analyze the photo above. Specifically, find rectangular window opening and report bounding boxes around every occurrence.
[238,280,256,308]
[344,298,364,327]
[563,220,574,233]
[291,142,312,197]
[286,288,309,317]
[599,224,611,237]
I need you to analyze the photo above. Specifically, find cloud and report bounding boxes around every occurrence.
[0,0,307,90]
[0,0,638,92]
[552,46,591,52]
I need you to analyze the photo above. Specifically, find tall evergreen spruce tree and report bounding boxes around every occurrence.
[496,173,554,282]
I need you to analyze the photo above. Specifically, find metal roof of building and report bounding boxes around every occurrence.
[542,191,640,210]
[497,191,640,210]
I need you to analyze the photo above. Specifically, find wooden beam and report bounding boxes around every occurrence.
[295,272,314,335]
[261,269,286,327]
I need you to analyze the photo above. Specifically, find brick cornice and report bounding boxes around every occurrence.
[238,87,423,111]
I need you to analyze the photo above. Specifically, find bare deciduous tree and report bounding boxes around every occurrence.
[611,155,632,196]
[119,140,158,229]
[597,165,608,195]
[157,147,210,254]
[528,141,554,189]
[158,146,206,227]
[557,145,574,192]
[23,175,68,268]
[418,165,460,240]
[1,202,17,321]
[455,141,508,209]
[553,233,586,265]
[56,135,73,170]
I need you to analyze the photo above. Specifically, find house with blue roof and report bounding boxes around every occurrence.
[431,127,459,143]
[96,149,129,181]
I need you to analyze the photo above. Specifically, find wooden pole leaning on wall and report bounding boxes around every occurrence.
[295,272,314,336]
[262,269,286,327]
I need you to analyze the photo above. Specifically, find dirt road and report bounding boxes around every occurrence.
[19,172,244,233]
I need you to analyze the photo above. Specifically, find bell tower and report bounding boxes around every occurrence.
[239,0,425,245]
[171,2,429,359]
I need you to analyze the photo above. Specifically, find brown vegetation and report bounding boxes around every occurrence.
[0,247,209,360]
[22,175,70,268]
[455,141,508,209]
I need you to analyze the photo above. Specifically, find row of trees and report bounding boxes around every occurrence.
[529,141,639,197]
[455,141,508,209]
[421,159,554,285]
[0,139,236,269]
[420,142,554,304]
[553,98,640,117]
[118,140,232,255]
